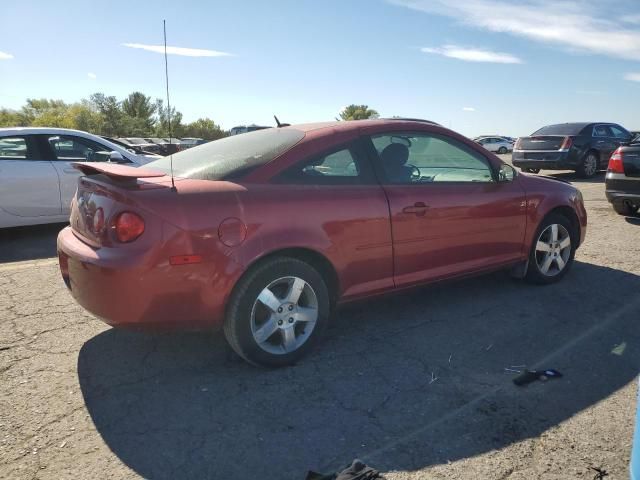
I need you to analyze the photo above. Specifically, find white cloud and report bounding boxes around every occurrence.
[463,107,476,112]
[625,72,640,82]
[391,0,640,61]
[0,51,13,60]
[122,43,232,57]
[422,45,522,64]
[87,72,97,80]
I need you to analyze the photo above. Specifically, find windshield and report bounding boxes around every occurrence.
[532,124,588,136]
[148,127,305,180]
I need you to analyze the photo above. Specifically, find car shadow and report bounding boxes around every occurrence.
[78,261,640,479]
[625,217,640,226]
[0,223,66,263]
[542,170,605,185]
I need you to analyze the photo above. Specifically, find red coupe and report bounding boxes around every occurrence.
[57,119,587,366]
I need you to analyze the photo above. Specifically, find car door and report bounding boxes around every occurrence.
[610,124,633,149]
[0,135,62,218]
[367,131,527,287]
[272,138,394,299]
[592,125,616,166]
[37,134,114,215]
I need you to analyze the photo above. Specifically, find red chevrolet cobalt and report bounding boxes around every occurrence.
[57,119,587,366]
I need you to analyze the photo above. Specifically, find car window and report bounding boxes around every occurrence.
[48,135,112,162]
[593,125,612,137]
[372,133,494,184]
[609,125,630,139]
[276,145,368,185]
[0,136,30,160]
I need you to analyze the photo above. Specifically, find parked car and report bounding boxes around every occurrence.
[475,136,513,154]
[230,124,270,136]
[605,134,640,216]
[102,136,161,158]
[57,119,587,367]
[0,127,155,228]
[143,137,181,155]
[179,137,207,149]
[513,122,634,178]
[180,137,207,150]
[119,137,163,155]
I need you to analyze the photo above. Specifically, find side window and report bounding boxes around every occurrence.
[276,145,369,184]
[372,133,494,184]
[593,125,612,137]
[0,136,30,160]
[610,125,630,139]
[48,135,112,162]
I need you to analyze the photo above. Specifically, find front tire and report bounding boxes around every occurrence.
[577,151,599,178]
[498,146,508,154]
[525,213,577,285]
[223,257,330,367]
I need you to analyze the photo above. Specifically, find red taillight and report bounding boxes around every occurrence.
[113,212,145,243]
[514,138,522,150]
[608,148,625,174]
[560,136,573,150]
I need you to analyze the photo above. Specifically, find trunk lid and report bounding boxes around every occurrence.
[70,162,171,247]
[517,136,568,151]
[622,147,640,177]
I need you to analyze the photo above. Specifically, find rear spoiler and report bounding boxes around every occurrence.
[72,162,166,180]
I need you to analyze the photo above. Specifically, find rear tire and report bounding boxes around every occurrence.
[525,213,577,285]
[223,257,330,367]
[576,151,599,178]
[612,201,639,216]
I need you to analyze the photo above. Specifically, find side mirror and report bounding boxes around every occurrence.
[498,163,516,182]
[109,151,125,163]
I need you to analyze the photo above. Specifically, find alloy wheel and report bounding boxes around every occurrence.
[250,276,319,355]
[535,224,572,276]
[584,154,598,176]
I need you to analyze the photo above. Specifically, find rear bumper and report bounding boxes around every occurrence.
[605,173,640,205]
[512,151,576,170]
[57,226,239,331]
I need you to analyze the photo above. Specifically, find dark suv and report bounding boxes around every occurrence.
[513,122,634,178]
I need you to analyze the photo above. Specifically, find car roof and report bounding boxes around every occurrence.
[279,118,441,134]
[0,127,102,136]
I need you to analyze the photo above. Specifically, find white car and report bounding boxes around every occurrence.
[475,136,514,154]
[0,127,157,228]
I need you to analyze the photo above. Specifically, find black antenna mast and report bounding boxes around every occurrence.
[164,20,177,192]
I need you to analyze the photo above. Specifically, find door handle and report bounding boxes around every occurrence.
[402,202,429,216]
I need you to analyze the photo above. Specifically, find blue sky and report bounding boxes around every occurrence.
[1,0,639,137]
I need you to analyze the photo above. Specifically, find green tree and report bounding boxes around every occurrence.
[90,93,128,136]
[339,104,379,121]
[182,118,227,141]
[21,99,72,127]
[0,108,28,127]
[155,99,184,138]
[121,92,156,134]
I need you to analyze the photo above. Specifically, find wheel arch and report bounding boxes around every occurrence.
[233,247,340,307]
[542,206,581,246]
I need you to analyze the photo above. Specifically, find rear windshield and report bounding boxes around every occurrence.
[532,124,588,136]
[148,128,305,181]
